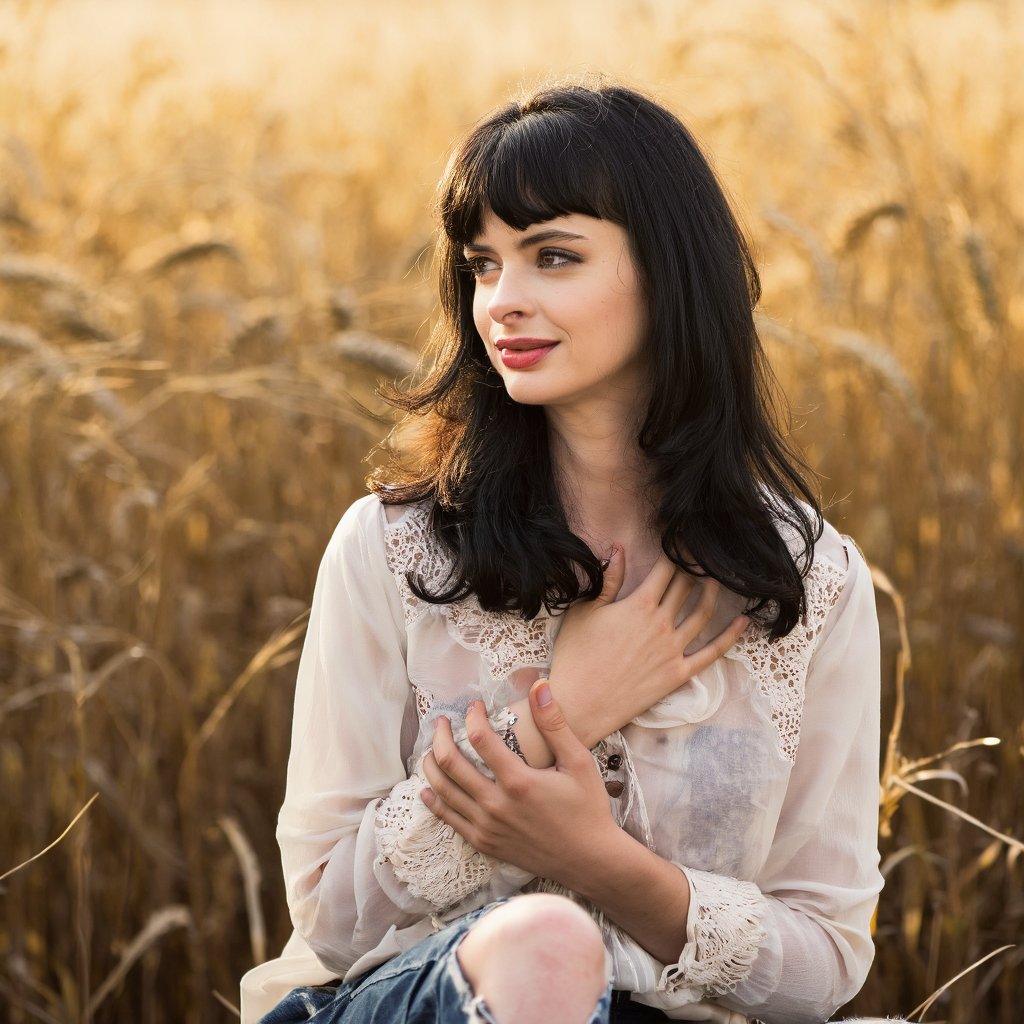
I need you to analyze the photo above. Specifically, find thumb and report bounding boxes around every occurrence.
[594,543,625,606]
[530,679,587,766]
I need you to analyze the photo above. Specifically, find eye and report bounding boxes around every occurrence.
[462,255,499,278]
[538,248,580,269]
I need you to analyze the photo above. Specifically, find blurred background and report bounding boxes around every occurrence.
[0,0,1021,1020]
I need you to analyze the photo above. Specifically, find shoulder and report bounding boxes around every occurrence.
[739,502,874,657]
[787,513,875,654]
[730,512,876,761]
[810,519,878,653]
[321,493,416,580]
[770,499,867,629]
[302,495,409,638]
[323,495,451,620]
[324,493,384,557]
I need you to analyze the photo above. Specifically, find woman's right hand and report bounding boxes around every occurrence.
[546,544,749,749]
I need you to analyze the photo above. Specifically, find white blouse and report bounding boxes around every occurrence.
[240,494,883,1024]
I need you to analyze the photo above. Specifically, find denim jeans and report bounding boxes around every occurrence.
[257,902,614,1024]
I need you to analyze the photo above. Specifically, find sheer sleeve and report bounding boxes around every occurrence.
[277,496,429,975]
[661,539,883,1023]
[279,497,531,977]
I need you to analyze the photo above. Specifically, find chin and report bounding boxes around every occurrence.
[499,379,563,407]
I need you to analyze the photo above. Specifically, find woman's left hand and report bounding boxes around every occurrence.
[421,680,619,884]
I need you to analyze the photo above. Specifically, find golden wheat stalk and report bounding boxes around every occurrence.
[0,793,98,884]
[907,944,1016,1021]
[0,254,89,298]
[330,330,419,377]
[872,565,911,839]
[212,990,241,1017]
[123,227,241,275]
[818,327,929,432]
[842,201,908,253]
[219,816,267,966]
[84,906,193,1017]
[760,204,838,302]
[177,614,311,817]
[890,778,1023,855]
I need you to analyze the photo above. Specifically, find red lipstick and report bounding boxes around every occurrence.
[496,338,558,369]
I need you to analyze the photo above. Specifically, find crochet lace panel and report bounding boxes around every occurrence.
[375,770,500,909]
[660,868,768,999]
[375,709,514,910]
[726,552,848,763]
[383,504,551,683]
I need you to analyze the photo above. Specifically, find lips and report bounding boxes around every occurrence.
[495,338,558,369]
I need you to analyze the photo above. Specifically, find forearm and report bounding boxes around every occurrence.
[557,823,692,966]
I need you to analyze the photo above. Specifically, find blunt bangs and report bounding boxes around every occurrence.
[439,103,627,245]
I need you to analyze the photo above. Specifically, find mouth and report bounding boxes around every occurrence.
[495,338,558,369]
[495,338,559,352]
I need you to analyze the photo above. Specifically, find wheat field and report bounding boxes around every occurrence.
[0,0,1021,1021]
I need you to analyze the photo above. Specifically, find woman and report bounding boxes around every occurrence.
[241,82,883,1024]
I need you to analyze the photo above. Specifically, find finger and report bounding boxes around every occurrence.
[529,680,591,769]
[593,543,626,606]
[429,716,495,800]
[682,613,750,675]
[660,566,696,617]
[464,701,524,779]
[676,578,720,648]
[420,784,476,841]
[422,750,482,822]
[634,552,678,604]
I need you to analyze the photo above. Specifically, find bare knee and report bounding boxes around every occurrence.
[459,894,605,988]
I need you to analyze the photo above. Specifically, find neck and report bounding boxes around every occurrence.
[545,400,655,548]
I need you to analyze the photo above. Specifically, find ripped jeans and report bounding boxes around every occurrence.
[257,902,613,1024]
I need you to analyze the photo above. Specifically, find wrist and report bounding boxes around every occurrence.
[566,828,693,965]
[507,676,617,767]
[560,822,638,901]
[544,673,617,749]
[506,697,554,768]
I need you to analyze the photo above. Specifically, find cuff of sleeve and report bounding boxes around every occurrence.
[374,760,498,909]
[658,867,768,1000]
[373,708,521,910]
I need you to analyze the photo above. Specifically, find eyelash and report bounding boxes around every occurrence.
[462,248,580,278]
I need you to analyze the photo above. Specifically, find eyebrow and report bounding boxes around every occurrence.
[463,229,588,254]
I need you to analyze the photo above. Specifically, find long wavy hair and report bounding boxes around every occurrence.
[370,82,822,638]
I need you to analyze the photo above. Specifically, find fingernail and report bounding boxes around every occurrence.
[420,788,434,805]
[536,682,552,707]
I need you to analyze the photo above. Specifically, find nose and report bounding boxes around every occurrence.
[484,264,535,324]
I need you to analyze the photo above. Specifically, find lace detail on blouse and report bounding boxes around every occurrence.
[375,709,517,910]
[660,869,768,999]
[727,552,848,763]
[383,504,551,683]
[375,771,498,908]
[412,684,432,720]
[382,503,443,630]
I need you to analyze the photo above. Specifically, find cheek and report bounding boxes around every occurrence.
[598,290,646,354]
[472,290,490,341]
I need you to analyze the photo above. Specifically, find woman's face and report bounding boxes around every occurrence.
[466,210,648,416]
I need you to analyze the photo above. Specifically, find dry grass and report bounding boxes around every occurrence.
[0,1,1021,1020]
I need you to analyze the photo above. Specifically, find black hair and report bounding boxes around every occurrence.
[371,81,822,638]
